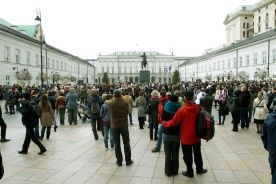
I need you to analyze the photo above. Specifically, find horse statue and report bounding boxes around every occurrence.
[141,52,148,70]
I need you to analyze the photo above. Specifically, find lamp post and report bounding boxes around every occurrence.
[35,8,43,87]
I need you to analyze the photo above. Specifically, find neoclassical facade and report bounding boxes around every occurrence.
[91,51,178,84]
[179,29,276,82]
[224,0,276,45]
[0,18,95,86]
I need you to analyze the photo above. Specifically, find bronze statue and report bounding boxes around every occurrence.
[141,52,148,70]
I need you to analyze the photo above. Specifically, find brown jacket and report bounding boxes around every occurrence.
[123,95,133,113]
[38,102,54,127]
[109,97,129,129]
[56,96,65,110]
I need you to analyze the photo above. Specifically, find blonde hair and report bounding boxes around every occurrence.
[151,90,160,98]
[257,91,263,100]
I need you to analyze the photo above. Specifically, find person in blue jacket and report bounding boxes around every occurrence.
[261,98,276,184]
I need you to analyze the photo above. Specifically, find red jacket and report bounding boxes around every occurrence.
[157,96,168,123]
[162,100,200,145]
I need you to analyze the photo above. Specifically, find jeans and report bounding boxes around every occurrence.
[112,127,132,163]
[155,124,163,150]
[4,100,8,113]
[104,125,114,148]
[248,107,253,122]
[91,119,103,140]
[128,113,133,125]
[41,126,51,139]
[181,142,204,173]
[231,110,240,131]
[218,115,226,125]
[240,107,249,128]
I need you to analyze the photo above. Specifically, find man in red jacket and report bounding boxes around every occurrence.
[162,90,207,178]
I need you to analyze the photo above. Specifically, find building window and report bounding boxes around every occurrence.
[61,61,63,70]
[273,49,276,63]
[52,59,55,69]
[246,55,250,66]
[112,67,114,73]
[258,26,261,32]
[15,49,20,63]
[64,63,67,71]
[213,63,216,70]
[102,67,104,73]
[57,60,59,70]
[243,31,245,37]
[247,23,249,28]
[234,58,237,67]
[47,58,50,69]
[36,54,40,66]
[26,52,31,65]
[5,75,10,86]
[159,67,161,73]
[118,67,121,73]
[107,67,109,73]
[217,61,220,69]
[253,53,258,65]
[262,51,267,64]
[3,46,10,62]
[124,67,127,73]
[243,22,246,28]
[239,56,243,67]
[245,17,247,19]
[227,59,231,68]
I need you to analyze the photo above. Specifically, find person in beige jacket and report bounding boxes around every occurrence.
[38,94,54,140]
[253,91,269,134]
[123,90,134,125]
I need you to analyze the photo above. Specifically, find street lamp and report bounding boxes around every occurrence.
[35,8,43,87]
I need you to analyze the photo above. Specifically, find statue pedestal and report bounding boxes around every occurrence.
[139,70,150,83]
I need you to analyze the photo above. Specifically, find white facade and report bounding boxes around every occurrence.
[253,0,276,34]
[0,23,95,86]
[225,0,276,45]
[179,30,276,82]
[224,6,254,45]
[92,51,177,84]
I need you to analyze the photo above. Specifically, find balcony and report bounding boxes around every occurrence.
[246,24,254,31]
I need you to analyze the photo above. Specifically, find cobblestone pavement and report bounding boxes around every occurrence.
[0,101,272,183]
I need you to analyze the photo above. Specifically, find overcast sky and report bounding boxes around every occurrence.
[1,0,259,59]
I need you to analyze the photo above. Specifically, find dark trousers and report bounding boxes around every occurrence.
[164,140,180,175]
[41,126,51,139]
[181,142,203,173]
[240,107,249,128]
[128,113,133,125]
[112,127,131,163]
[91,119,103,139]
[231,110,240,131]
[138,117,145,129]
[22,126,46,152]
[150,121,158,140]
[0,117,7,139]
[58,108,65,125]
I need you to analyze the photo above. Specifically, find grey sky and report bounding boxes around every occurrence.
[0,0,258,59]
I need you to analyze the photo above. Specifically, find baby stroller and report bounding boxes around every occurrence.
[78,102,90,123]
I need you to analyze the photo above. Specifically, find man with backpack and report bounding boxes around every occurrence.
[18,92,46,155]
[87,89,103,140]
[65,88,78,125]
[162,90,207,178]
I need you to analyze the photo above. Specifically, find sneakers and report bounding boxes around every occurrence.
[105,147,109,151]
[151,148,160,153]
[54,126,57,132]
[126,160,134,166]
[0,139,10,142]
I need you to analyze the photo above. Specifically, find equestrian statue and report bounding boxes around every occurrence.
[140,52,148,70]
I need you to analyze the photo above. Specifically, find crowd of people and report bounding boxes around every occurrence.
[0,79,275,182]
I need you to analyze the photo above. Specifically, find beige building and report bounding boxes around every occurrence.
[224,0,276,46]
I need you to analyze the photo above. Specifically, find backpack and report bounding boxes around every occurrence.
[27,101,39,128]
[91,100,100,113]
[196,108,215,142]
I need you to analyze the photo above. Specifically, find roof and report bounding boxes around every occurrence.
[223,5,254,25]
[180,28,276,66]
[0,18,37,38]
[0,19,92,67]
